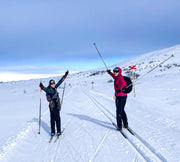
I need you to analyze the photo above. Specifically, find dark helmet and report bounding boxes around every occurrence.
[49,79,55,85]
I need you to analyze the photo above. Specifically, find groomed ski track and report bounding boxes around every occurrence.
[0,85,142,162]
[0,79,179,162]
[83,88,167,162]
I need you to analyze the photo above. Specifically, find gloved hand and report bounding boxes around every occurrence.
[107,69,111,74]
[65,70,69,76]
[39,82,44,89]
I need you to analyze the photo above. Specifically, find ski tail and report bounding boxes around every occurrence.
[112,122,127,139]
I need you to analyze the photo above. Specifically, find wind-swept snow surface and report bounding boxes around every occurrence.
[0,45,180,162]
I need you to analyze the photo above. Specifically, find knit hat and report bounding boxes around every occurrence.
[49,79,55,85]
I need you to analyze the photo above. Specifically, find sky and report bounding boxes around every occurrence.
[0,0,180,81]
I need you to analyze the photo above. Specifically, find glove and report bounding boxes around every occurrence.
[107,69,111,74]
[65,70,69,76]
[39,82,44,89]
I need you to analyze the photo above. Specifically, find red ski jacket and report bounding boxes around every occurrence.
[109,67,127,97]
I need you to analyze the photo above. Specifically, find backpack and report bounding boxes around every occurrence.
[115,76,133,94]
[122,76,132,93]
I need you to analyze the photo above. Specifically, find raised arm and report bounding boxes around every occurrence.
[107,69,116,79]
[55,70,69,88]
[39,82,47,92]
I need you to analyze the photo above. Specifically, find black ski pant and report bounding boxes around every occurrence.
[50,108,61,134]
[115,96,128,129]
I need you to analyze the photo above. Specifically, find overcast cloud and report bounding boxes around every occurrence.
[0,0,180,77]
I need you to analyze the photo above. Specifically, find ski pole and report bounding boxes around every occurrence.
[93,43,108,70]
[60,82,66,108]
[38,87,42,134]
[136,54,174,82]
[126,54,174,89]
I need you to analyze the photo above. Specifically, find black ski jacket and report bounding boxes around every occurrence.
[42,74,67,110]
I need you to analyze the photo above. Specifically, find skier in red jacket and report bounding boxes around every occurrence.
[107,67,128,130]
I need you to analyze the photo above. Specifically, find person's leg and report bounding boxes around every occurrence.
[54,108,61,133]
[116,96,123,129]
[50,110,55,135]
[121,96,128,128]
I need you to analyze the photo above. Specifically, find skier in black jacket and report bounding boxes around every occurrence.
[39,71,69,136]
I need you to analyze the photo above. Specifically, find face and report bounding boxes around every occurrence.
[50,83,55,88]
[114,71,119,77]
[50,81,55,88]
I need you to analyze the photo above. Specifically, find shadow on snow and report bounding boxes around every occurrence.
[31,118,51,136]
[67,113,115,130]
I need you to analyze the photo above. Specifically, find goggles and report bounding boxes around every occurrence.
[113,68,119,73]
[50,81,55,85]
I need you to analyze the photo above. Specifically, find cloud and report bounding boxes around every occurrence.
[0,72,54,82]
[0,0,180,73]
[0,71,79,82]
[0,64,65,74]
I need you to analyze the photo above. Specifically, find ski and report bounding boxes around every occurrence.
[125,127,135,135]
[49,136,54,143]
[112,122,127,139]
[54,128,65,143]
[119,130,127,139]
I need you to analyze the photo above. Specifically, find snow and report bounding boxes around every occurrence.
[0,44,180,162]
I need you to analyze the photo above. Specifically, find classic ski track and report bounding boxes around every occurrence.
[84,90,167,162]
[84,91,149,162]
[126,128,168,162]
[52,130,65,162]
[52,123,85,162]
[89,90,168,162]
[49,86,93,162]
[51,95,98,162]
[65,87,111,162]
[36,87,83,162]
[89,129,110,162]
[48,113,84,161]
[63,115,108,162]
[36,119,72,161]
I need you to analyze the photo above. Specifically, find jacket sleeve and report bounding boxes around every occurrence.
[42,87,52,102]
[109,72,116,79]
[55,75,66,88]
[42,87,49,93]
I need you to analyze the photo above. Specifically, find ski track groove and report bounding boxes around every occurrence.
[89,129,110,162]
[57,118,91,161]
[84,90,168,162]
[52,132,66,162]
[53,125,85,162]
[47,117,77,161]
[127,128,168,162]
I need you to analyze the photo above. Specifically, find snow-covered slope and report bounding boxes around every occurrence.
[0,45,180,162]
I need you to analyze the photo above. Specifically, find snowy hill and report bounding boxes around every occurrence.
[0,45,180,162]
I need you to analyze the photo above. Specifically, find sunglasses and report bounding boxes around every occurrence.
[113,68,119,73]
[50,82,55,85]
